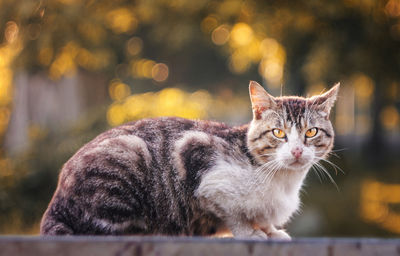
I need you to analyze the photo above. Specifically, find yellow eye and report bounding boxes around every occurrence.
[305,128,318,138]
[272,129,286,139]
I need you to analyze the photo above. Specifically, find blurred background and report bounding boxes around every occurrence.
[0,0,399,237]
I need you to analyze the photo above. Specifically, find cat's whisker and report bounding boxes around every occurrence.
[248,161,275,186]
[315,165,330,182]
[261,163,280,185]
[314,149,346,162]
[264,169,278,185]
[326,148,348,159]
[251,161,273,184]
[327,151,340,159]
[313,157,339,175]
[313,150,339,159]
[313,162,340,191]
[251,164,273,186]
[311,165,323,183]
[330,148,348,153]
[256,158,278,171]
[312,163,328,180]
[252,160,282,186]
[254,164,277,184]
[270,161,284,179]
[314,156,345,175]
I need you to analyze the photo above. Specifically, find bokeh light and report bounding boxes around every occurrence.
[130,59,157,78]
[361,180,400,233]
[211,25,230,45]
[230,23,254,46]
[106,88,211,126]
[126,37,143,56]
[380,106,400,130]
[353,74,375,108]
[4,21,19,44]
[152,63,169,82]
[385,0,400,17]
[108,80,131,101]
[201,15,218,34]
[106,8,138,34]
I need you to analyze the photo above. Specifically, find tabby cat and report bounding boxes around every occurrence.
[40,81,339,239]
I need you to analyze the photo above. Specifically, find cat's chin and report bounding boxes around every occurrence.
[284,160,311,171]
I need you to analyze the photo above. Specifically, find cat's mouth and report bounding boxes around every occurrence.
[287,158,309,168]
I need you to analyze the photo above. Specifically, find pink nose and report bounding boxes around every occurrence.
[291,146,303,159]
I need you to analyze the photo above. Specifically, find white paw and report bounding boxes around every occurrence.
[268,229,291,240]
[249,229,268,239]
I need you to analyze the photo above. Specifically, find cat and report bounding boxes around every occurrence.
[40,81,339,239]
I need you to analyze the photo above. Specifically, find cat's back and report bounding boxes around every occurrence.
[60,116,237,190]
[65,116,233,168]
[40,117,240,235]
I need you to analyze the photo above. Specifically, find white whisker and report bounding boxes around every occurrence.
[314,156,345,174]
[331,148,348,153]
[313,161,339,191]
[311,165,323,183]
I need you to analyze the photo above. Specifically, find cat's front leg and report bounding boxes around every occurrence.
[260,224,291,240]
[227,219,268,239]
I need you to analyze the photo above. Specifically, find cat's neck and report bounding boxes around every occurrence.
[273,167,309,194]
[229,123,259,166]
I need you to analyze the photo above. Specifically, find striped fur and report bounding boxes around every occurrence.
[41,81,339,239]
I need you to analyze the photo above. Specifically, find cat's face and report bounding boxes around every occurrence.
[247,81,339,171]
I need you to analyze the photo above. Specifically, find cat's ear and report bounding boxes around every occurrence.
[249,81,277,120]
[309,82,340,118]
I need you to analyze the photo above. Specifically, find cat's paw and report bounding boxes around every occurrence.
[268,229,291,240]
[249,229,268,239]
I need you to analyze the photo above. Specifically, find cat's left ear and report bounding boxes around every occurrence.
[249,81,277,120]
[309,82,340,118]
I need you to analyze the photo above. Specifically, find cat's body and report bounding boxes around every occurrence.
[41,81,339,238]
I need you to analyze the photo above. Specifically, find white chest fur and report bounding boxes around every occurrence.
[195,157,308,228]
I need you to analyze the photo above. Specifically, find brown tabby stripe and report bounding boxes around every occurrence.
[260,145,276,151]
[319,128,332,138]
[251,129,271,142]
[279,98,306,125]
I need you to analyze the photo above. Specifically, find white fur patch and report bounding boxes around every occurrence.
[92,135,151,165]
[172,131,211,179]
[89,214,147,233]
[195,155,308,237]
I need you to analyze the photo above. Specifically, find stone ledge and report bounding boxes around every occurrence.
[0,236,399,256]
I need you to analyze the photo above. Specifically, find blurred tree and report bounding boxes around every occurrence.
[1,0,399,135]
[0,0,400,235]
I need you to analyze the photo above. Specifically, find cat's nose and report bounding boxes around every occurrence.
[291,147,303,159]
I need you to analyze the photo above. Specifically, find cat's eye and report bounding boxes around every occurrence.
[305,128,318,138]
[272,129,286,139]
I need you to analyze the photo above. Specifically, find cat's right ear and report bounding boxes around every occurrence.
[249,81,277,120]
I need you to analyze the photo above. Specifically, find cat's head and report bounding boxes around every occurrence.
[247,81,339,171]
